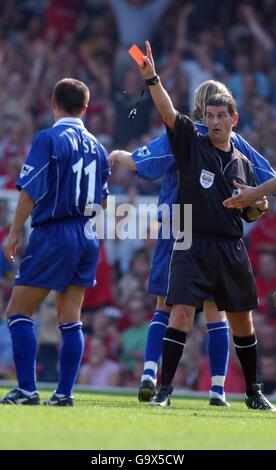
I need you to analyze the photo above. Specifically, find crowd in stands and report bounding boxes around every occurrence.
[0,0,276,395]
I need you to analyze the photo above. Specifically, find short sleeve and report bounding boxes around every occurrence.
[132,133,175,181]
[166,113,196,170]
[16,131,51,204]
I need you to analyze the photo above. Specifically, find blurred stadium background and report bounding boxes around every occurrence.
[0,0,276,399]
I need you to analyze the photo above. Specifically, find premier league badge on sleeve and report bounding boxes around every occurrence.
[137,145,151,157]
[20,164,34,178]
[200,169,215,189]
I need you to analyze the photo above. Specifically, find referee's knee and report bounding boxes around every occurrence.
[227,311,253,336]
[169,304,195,331]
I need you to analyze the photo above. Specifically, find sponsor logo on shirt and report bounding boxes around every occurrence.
[199,169,215,189]
[20,164,34,178]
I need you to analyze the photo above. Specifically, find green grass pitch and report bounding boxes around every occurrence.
[0,390,275,450]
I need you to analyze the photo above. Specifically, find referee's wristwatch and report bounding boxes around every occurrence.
[145,75,160,86]
[256,206,268,214]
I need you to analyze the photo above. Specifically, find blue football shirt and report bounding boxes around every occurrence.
[17,117,110,226]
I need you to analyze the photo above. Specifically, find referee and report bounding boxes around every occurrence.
[138,41,275,411]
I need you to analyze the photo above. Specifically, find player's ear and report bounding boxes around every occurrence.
[51,96,57,110]
[80,104,88,117]
[232,112,239,127]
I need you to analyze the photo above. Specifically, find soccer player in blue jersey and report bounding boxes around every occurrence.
[110,80,276,406]
[0,78,110,406]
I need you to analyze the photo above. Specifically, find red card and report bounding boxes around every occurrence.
[128,44,145,66]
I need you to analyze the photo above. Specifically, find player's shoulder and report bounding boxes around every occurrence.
[230,131,251,154]
[86,131,109,159]
[233,145,252,168]
[176,113,199,139]
[83,128,102,147]
[31,128,52,145]
[37,125,64,143]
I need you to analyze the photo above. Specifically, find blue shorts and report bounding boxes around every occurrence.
[15,219,99,292]
[148,226,174,296]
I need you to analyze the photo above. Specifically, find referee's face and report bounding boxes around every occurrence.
[206,105,237,147]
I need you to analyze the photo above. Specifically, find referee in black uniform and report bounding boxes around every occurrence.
[137,41,275,411]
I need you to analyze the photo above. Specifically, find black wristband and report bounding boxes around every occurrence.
[257,206,268,214]
[145,75,160,86]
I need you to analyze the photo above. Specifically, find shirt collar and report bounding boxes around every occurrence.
[53,117,84,128]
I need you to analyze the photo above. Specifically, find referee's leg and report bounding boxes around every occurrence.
[227,311,275,410]
[227,311,255,396]
[151,304,195,405]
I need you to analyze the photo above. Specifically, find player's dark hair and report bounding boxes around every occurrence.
[53,78,90,115]
[205,93,237,116]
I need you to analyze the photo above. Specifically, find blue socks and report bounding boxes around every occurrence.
[207,321,229,400]
[8,314,37,393]
[142,310,169,383]
[56,322,84,397]
[8,316,84,398]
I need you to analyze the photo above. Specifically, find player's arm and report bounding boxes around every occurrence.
[111,135,175,181]
[109,150,136,171]
[5,190,34,261]
[243,196,269,222]
[139,41,177,130]
[224,179,276,209]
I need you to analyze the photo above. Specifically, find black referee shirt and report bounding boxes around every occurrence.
[166,113,256,239]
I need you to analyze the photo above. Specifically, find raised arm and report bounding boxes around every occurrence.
[139,41,177,130]
[240,5,274,52]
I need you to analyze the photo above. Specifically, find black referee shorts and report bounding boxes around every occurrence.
[165,237,258,312]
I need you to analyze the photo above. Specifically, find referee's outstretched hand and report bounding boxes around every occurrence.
[139,41,156,80]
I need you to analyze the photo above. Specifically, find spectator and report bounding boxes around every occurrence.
[37,296,60,382]
[120,298,149,374]
[255,252,276,315]
[78,336,121,386]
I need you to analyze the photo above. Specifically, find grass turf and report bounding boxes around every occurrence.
[0,390,275,450]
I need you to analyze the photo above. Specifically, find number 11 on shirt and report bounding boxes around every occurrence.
[72,158,96,215]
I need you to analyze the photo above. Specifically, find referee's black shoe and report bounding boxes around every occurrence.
[138,380,156,402]
[150,385,173,407]
[245,383,276,411]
